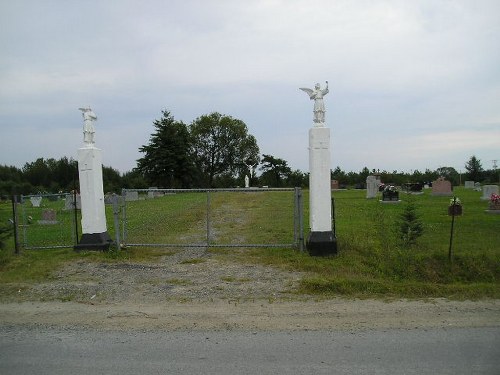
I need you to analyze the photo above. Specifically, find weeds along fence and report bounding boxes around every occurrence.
[121,188,304,250]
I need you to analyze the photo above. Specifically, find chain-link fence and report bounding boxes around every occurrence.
[121,188,304,250]
[18,193,80,249]
[15,188,304,251]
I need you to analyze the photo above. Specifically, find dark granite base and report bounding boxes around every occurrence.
[74,232,113,251]
[306,231,338,256]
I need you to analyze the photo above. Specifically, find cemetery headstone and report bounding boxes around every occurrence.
[381,185,400,203]
[481,185,499,200]
[30,196,42,207]
[148,187,157,199]
[431,177,452,196]
[402,183,423,194]
[125,191,139,201]
[148,187,163,198]
[65,193,81,210]
[464,181,475,189]
[331,180,339,190]
[366,175,379,199]
[474,182,482,191]
[38,209,58,225]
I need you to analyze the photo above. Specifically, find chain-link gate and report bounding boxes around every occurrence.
[18,193,80,249]
[121,188,304,250]
[17,192,121,250]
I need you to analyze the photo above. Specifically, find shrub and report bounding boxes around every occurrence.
[397,197,424,248]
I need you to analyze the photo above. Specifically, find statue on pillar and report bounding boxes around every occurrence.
[299,81,329,125]
[78,107,97,145]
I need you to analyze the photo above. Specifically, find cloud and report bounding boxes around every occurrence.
[1,0,499,175]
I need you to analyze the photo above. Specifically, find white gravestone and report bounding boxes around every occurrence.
[125,191,139,201]
[245,175,250,188]
[366,175,380,199]
[464,181,475,189]
[481,185,499,200]
[65,194,81,210]
[38,209,58,225]
[30,196,42,207]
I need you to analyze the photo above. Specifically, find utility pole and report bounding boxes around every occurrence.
[492,160,499,183]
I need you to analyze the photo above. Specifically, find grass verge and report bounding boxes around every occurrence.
[1,187,499,299]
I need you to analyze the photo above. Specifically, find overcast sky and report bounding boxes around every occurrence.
[1,0,499,175]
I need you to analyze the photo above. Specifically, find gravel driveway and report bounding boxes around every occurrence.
[1,246,499,331]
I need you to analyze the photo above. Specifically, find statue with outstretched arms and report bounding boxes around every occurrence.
[300,81,329,124]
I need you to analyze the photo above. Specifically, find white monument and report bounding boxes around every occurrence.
[300,81,337,255]
[464,181,475,189]
[74,107,112,250]
[30,195,42,207]
[481,185,499,200]
[366,175,380,199]
[245,175,250,188]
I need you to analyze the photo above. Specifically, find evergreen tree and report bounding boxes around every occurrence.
[464,155,484,182]
[136,110,195,188]
[397,197,424,248]
[259,154,292,187]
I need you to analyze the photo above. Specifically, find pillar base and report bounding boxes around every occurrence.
[74,232,113,251]
[306,231,337,256]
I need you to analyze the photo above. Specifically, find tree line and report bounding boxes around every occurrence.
[0,109,497,198]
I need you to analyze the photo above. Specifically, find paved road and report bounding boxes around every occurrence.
[1,325,499,374]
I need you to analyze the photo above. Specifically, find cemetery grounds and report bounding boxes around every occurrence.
[0,187,499,331]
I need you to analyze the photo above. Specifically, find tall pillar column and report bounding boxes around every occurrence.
[307,126,337,255]
[74,107,112,251]
[300,82,337,256]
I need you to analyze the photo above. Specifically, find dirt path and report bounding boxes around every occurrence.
[1,247,499,331]
[1,297,499,332]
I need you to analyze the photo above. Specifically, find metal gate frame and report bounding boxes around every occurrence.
[121,187,304,250]
[19,192,79,250]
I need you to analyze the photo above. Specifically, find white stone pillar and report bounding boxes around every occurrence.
[307,126,337,256]
[300,82,337,255]
[74,145,112,250]
[309,127,332,231]
[78,146,107,234]
[74,107,112,251]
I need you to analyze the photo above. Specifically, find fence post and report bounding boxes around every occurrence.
[73,189,79,245]
[206,190,211,248]
[448,196,457,263]
[293,188,298,247]
[296,188,305,252]
[112,193,121,250]
[11,194,20,254]
[121,189,127,246]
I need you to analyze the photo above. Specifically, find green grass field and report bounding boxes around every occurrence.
[0,187,498,299]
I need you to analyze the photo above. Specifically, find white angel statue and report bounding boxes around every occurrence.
[299,81,329,124]
[78,107,97,145]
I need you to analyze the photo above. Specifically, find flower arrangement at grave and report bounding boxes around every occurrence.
[448,197,462,216]
[489,193,500,210]
[382,185,399,201]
